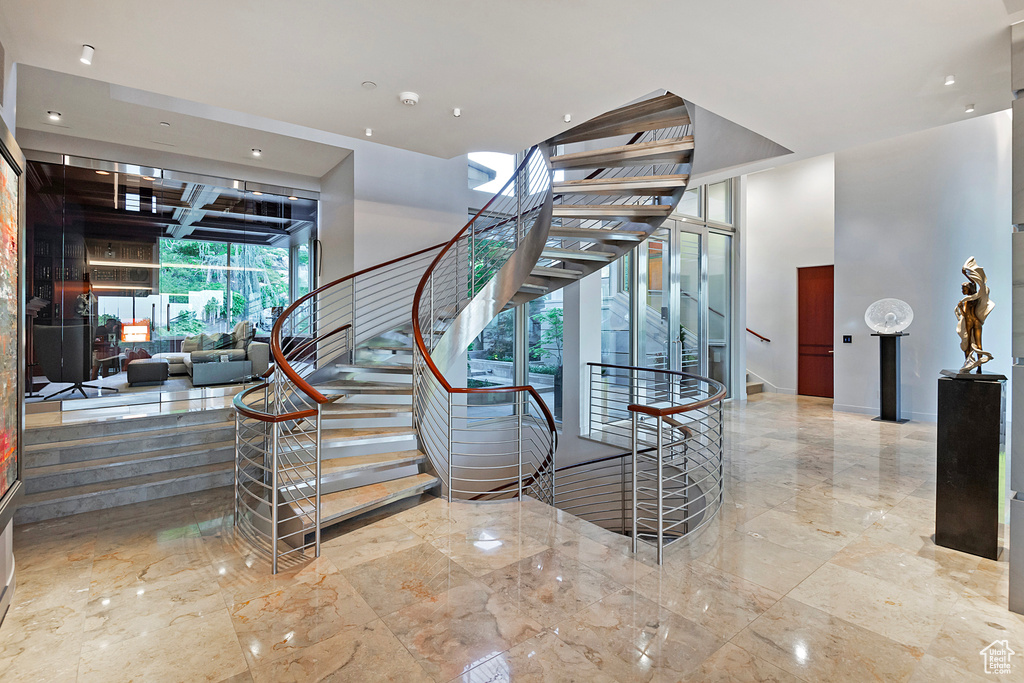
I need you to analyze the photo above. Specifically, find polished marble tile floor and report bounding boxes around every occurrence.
[3,393,1021,681]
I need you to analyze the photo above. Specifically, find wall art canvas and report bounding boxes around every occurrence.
[0,153,17,500]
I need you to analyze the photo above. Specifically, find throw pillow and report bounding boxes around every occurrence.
[135,347,151,359]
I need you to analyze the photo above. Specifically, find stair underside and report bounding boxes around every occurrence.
[540,246,616,263]
[547,226,645,242]
[551,93,688,145]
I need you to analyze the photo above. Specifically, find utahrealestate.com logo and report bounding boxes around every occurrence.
[980,640,1015,675]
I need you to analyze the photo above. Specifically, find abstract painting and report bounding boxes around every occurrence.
[0,153,17,500]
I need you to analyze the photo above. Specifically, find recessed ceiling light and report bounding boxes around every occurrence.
[95,170,110,175]
[453,108,461,117]
[251,148,262,157]
[361,81,377,90]
[288,196,298,201]
[159,121,171,127]
[80,44,94,65]
[365,128,372,137]
[47,111,61,121]
[252,191,263,196]
[965,103,975,113]
[945,75,956,86]
[564,114,572,123]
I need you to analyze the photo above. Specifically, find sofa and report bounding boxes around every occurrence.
[152,321,270,383]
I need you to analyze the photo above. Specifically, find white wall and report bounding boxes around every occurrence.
[833,112,1012,421]
[744,154,835,393]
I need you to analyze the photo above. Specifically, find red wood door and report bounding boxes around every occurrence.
[797,265,834,398]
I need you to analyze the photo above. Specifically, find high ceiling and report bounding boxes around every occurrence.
[0,0,1014,162]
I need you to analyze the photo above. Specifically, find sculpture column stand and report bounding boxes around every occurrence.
[935,369,1006,560]
[871,332,908,423]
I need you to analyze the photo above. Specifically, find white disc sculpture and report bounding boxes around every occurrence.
[864,298,914,334]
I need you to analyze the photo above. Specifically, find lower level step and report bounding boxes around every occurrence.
[14,462,232,524]
[746,381,764,395]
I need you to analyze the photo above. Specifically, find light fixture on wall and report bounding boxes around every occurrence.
[564,114,572,123]
[95,170,110,175]
[965,103,976,113]
[288,196,298,201]
[251,148,262,157]
[80,44,95,65]
[252,191,263,196]
[945,74,956,86]
[142,176,155,181]
[47,111,61,121]
[453,108,461,117]
[365,128,373,137]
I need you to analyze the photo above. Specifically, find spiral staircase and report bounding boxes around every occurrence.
[233,92,709,570]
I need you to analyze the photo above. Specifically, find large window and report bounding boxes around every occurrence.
[528,291,563,422]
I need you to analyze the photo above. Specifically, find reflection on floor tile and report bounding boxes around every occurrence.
[6,394,1024,681]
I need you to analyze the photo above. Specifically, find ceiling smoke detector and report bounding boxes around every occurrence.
[399,91,419,106]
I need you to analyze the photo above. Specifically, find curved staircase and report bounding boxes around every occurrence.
[233,92,701,570]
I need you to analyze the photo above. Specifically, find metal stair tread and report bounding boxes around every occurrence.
[24,420,235,451]
[540,247,616,262]
[551,94,688,145]
[19,461,231,506]
[25,440,235,476]
[306,473,439,524]
[551,204,674,219]
[334,363,412,373]
[319,450,425,476]
[318,425,416,446]
[553,174,690,196]
[547,226,646,242]
[530,266,584,279]
[549,136,694,169]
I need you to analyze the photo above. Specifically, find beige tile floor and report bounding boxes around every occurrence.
[3,393,1022,682]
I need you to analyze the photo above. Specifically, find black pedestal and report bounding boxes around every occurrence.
[935,371,1006,560]
[871,333,908,423]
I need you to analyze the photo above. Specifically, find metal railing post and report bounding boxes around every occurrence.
[517,393,524,501]
[631,411,639,554]
[446,391,453,500]
[233,412,240,528]
[657,414,664,565]
[271,423,280,575]
[469,228,476,297]
[620,454,626,535]
[315,403,322,558]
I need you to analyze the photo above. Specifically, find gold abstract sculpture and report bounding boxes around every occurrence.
[955,256,994,373]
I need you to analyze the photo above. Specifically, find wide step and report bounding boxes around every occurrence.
[549,136,694,170]
[320,450,425,478]
[540,247,616,263]
[547,226,645,242]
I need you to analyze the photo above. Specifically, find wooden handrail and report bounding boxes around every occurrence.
[587,361,727,417]
[746,328,770,343]
[232,383,317,423]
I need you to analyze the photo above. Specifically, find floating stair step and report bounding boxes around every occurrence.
[548,226,646,242]
[552,204,673,222]
[551,94,689,145]
[14,461,232,524]
[320,450,426,478]
[553,174,689,196]
[550,136,694,170]
[318,381,413,395]
[334,363,413,375]
[518,283,549,294]
[321,402,413,418]
[540,247,616,263]
[318,426,416,449]
[311,473,439,526]
[530,266,584,280]
[360,345,413,353]
[24,440,234,494]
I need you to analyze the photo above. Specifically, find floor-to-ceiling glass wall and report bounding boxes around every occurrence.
[25,155,317,401]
